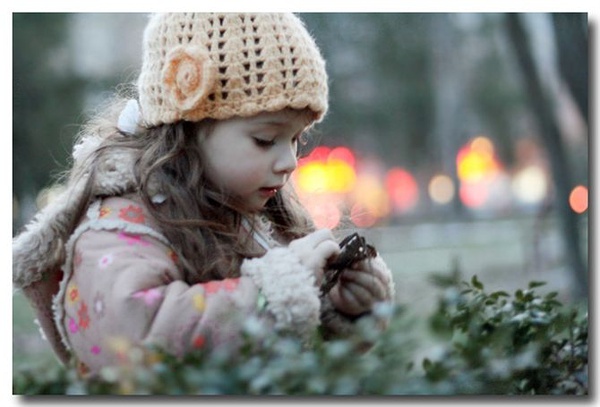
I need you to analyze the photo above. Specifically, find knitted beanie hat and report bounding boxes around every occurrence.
[137,13,328,127]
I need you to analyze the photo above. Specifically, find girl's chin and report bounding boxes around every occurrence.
[237,198,269,214]
[227,192,273,214]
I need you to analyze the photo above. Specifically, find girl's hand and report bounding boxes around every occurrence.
[329,257,393,316]
[288,229,341,286]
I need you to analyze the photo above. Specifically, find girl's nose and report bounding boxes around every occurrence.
[273,144,298,174]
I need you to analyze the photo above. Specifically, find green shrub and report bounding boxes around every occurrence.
[425,272,587,395]
[13,273,587,395]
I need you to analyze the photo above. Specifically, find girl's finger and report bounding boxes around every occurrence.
[339,280,372,308]
[351,259,392,285]
[338,283,364,311]
[340,270,387,301]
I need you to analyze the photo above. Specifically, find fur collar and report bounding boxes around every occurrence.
[13,133,137,289]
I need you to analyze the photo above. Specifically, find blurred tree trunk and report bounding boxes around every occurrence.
[504,14,587,300]
[428,14,466,216]
[552,14,588,126]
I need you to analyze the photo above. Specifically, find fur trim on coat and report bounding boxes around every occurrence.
[241,247,321,340]
[13,134,138,364]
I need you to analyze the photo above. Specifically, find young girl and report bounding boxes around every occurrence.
[13,13,395,374]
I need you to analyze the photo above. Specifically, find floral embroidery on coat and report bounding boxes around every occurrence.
[68,284,79,303]
[118,204,145,224]
[77,301,90,330]
[117,232,150,247]
[99,206,112,218]
[132,287,164,306]
[98,253,114,269]
[93,292,106,318]
[199,278,240,295]
[68,317,79,334]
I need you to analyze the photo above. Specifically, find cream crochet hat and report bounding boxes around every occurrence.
[137,13,328,127]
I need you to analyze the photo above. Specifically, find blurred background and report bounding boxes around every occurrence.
[13,13,588,367]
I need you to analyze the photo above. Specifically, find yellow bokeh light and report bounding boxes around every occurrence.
[457,137,501,183]
[295,158,356,195]
[457,150,497,182]
[327,159,356,193]
[296,162,329,194]
[293,145,393,227]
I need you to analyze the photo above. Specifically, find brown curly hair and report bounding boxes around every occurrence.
[68,97,316,283]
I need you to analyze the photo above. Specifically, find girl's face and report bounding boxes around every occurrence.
[201,109,311,213]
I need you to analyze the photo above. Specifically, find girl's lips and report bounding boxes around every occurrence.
[259,187,280,198]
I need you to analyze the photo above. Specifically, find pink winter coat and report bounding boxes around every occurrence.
[13,135,395,375]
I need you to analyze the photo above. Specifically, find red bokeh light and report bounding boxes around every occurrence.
[459,181,489,208]
[328,146,356,167]
[569,185,588,214]
[385,167,419,212]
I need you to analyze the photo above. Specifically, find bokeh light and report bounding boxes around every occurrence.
[457,136,500,183]
[459,181,489,209]
[291,135,555,227]
[350,203,379,228]
[351,174,390,226]
[569,185,588,214]
[385,167,419,212]
[456,136,503,209]
[328,146,356,167]
[303,197,342,229]
[295,146,356,195]
[295,161,329,194]
[293,144,397,228]
[428,174,455,205]
[511,165,548,205]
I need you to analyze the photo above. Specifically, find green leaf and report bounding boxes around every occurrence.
[516,289,524,301]
[528,281,547,289]
[422,358,432,371]
[491,291,510,298]
[471,275,484,290]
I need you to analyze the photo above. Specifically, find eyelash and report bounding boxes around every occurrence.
[253,135,300,149]
[253,138,276,148]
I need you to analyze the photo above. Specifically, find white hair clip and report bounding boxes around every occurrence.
[117,99,141,135]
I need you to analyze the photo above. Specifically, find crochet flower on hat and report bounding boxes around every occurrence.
[162,45,217,111]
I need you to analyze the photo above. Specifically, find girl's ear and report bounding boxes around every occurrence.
[192,118,216,144]
[297,134,312,159]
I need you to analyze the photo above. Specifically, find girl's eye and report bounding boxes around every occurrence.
[253,138,275,148]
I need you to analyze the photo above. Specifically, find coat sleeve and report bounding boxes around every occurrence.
[56,197,323,372]
[241,247,322,340]
[59,224,261,371]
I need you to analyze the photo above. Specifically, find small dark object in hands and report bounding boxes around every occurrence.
[320,233,377,295]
